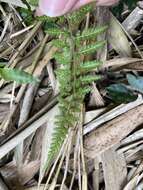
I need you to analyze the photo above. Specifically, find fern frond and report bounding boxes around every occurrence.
[45,125,68,169]
[80,60,103,72]
[76,26,108,41]
[46,28,69,37]
[78,41,106,55]
[67,4,93,28]
[54,46,71,65]
[81,75,102,84]
[76,87,92,96]
[54,53,70,65]
[52,39,69,48]
[44,7,107,173]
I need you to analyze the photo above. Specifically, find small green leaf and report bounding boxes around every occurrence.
[107,83,137,103]
[127,74,143,93]
[67,4,93,27]
[52,39,68,48]
[76,26,108,41]
[0,68,39,84]
[80,60,103,72]
[78,41,106,55]
[45,23,69,37]
[81,75,102,84]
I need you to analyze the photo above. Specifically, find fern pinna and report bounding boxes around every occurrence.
[45,5,107,171]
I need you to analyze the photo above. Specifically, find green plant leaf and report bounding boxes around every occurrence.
[78,41,106,55]
[81,75,102,84]
[0,68,39,84]
[107,83,137,103]
[45,24,69,37]
[67,4,93,28]
[76,26,108,41]
[127,74,143,93]
[80,60,103,72]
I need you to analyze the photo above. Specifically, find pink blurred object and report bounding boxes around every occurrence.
[37,0,120,17]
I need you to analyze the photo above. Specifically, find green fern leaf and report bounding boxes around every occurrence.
[77,87,91,96]
[80,60,103,72]
[54,53,70,65]
[67,4,93,27]
[52,39,68,48]
[45,125,68,169]
[78,41,106,55]
[0,68,39,84]
[81,75,102,84]
[45,28,69,37]
[76,26,108,41]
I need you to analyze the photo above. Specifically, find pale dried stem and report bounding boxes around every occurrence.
[42,132,69,189]
[10,4,26,27]
[0,4,6,17]
[78,144,82,190]
[10,81,16,110]
[69,129,80,190]
[0,14,11,43]
[10,25,34,39]
[60,130,73,190]
[9,21,42,67]
[44,130,72,190]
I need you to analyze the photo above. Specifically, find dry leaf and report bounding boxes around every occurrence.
[108,15,131,57]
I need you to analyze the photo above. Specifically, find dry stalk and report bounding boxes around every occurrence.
[78,144,82,190]
[10,25,34,39]
[44,129,72,190]
[69,129,80,190]
[0,13,12,43]
[39,132,68,188]
[10,81,16,109]
[79,106,88,190]
[9,21,42,67]
[60,130,74,190]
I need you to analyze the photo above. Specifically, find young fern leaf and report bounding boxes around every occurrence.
[78,41,106,55]
[81,75,102,84]
[80,60,103,72]
[76,26,108,41]
[45,125,68,169]
[67,4,93,27]
[45,28,69,36]
[52,39,68,48]
[0,68,39,84]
